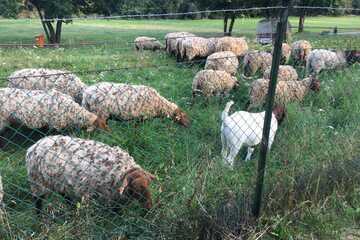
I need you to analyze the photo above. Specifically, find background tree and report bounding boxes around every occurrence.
[24,0,93,45]
[0,0,22,18]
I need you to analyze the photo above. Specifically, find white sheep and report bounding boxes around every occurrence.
[0,88,108,132]
[192,70,238,98]
[165,32,196,55]
[26,135,156,213]
[243,51,273,77]
[215,37,248,57]
[291,40,312,64]
[205,51,239,75]
[8,68,87,103]
[263,65,298,82]
[306,49,360,76]
[82,82,190,127]
[134,36,162,51]
[221,101,285,166]
[248,77,321,109]
[177,37,217,61]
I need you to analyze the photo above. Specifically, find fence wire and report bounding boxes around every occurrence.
[1,5,360,240]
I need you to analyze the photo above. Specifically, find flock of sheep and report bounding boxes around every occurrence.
[0,31,359,215]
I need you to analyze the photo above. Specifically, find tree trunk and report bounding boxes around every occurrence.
[55,20,63,45]
[45,21,56,44]
[34,5,50,42]
[228,14,236,36]
[298,11,305,33]
[224,13,229,36]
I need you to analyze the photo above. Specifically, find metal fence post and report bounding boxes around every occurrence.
[252,1,291,218]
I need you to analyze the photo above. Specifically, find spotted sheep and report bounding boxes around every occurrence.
[243,51,273,77]
[82,82,190,127]
[291,40,312,64]
[26,135,156,213]
[205,51,239,76]
[192,70,238,98]
[134,36,162,51]
[306,49,360,76]
[0,88,108,133]
[177,37,217,61]
[164,32,196,55]
[8,68,87,103]
[263,65,299,82]
[215,37,248,57]
[248,77,320,109]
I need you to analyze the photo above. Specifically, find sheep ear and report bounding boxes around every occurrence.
[146,172,156,181]
[118,177,129,194]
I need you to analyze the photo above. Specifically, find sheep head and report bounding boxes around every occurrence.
[94,117,110,132]
[118,169,156,210]
[345,50,360,65]
[173,108,191,127]
[309,77,321,92]
[272,105,286,125]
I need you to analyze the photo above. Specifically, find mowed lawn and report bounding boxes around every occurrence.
[0,16,359,239]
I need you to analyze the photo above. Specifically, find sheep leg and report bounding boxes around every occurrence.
[245,147,255,161]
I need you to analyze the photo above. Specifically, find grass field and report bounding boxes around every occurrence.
[0,16,360,239]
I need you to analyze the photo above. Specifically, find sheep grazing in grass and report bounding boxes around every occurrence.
[263,65,299,82]
[205,51,239,76]
[82,82,190,127]
[0,88,109,133]
[8,68,87,103]
[177,37,217,61]
[243,51,273,77]
[248,77,320,109]
[275,43,292,64]
[134,36,162,51]
[306,49,360,76]
[165,32,196,55]
[291,40,312,64]
[192,70,238,98]
[26,135,156,213]
[215,37,248,57]
[221,101,285,166]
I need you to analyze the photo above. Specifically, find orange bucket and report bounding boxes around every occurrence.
[35,34,45,48]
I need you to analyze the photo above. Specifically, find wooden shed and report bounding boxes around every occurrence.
[256,18,291,44]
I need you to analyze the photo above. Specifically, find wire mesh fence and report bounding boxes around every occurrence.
[0,5,360,240]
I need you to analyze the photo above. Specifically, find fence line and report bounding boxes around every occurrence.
[2,5,360,22]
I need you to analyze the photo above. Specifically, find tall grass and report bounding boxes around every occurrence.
[0,17,359,239]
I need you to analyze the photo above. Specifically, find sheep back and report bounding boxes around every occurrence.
[192,70,237,97]
[249,78,310,107]
[306,49,346,75]
[82,82,178,120]
[0,88,97,131]
[215,37,248,57]
[26,135,141,202]
[179,37,217,61]
[135,36,162,51]
[205,51,239,75]
[263,65,298,82]
[165,32,196,55]
[8,68,87,103]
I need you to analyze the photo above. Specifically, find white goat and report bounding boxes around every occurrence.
[221,101,285,167]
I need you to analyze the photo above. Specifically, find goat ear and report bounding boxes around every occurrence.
[118,177,129,194]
